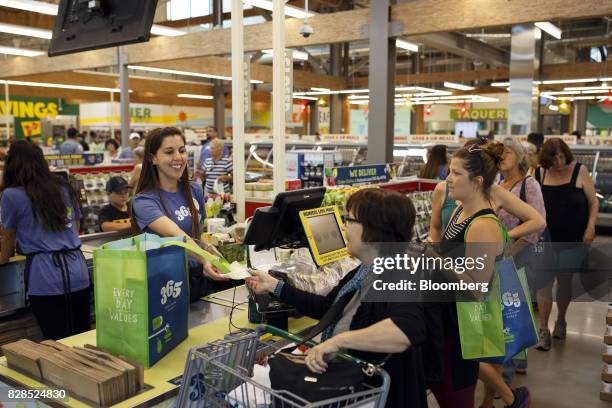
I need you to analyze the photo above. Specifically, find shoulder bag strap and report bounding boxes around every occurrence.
[519,176,529,202]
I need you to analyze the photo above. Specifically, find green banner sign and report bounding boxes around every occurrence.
[451,108,507,121]
[0,96,79,139]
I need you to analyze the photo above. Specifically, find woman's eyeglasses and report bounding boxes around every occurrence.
[344,216,361,225]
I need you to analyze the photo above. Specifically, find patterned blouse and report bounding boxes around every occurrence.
[497,176,546,244]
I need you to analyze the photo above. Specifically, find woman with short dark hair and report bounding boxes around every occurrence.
[247,188,442,407]
[534,138,598,350]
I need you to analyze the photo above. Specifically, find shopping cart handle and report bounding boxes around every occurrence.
[258,324,365,364]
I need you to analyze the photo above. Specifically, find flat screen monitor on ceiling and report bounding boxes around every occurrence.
[49,0,158,57]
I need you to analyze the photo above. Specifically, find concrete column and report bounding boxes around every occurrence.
[574,100,588,134]
[367,0,396,163]
[272,0,286,194]
[231,0,246,221]
[508,24,537,135]
[212,0,225,138]
[214,85,225,139]
[118,47,130,147]
[309,101,319,134]
[4,82,9,140]
[330,44,342,133]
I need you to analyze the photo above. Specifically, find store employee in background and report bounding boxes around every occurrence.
[0,141,90,340]
[59,127,84,155]
[118,133,141,160]
[202,139,233,195]
[131,127,228,300]
[98,176,131,232]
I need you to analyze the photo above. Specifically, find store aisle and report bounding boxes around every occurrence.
[428,301,608,407]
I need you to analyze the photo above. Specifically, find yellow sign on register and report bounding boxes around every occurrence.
[299,206,349,266]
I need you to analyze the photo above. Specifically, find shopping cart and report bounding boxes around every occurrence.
[175,325,390,408]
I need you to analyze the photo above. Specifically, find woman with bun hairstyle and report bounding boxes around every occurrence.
[131,127,228,300]
[432,142,532,408]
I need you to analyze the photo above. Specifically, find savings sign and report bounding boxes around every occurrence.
[0,97,79,139]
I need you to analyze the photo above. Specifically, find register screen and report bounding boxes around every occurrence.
[306,213,346,255]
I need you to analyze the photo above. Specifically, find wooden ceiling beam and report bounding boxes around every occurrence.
[0,7,54,29]
[352,62,612,87]
[143,57,347,90]
[2,0,610,78]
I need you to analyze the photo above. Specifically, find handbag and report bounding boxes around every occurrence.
[456,215,538,363]
[512,176,557,293]
[268,289,386,405]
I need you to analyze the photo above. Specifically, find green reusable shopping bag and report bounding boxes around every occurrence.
[456,270,505,360]
[94,233,234,368]
[94,233,190,368]
[455,214,508,360]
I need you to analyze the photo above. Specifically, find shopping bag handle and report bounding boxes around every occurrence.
[258,324,364,364]
[161,240,232,274]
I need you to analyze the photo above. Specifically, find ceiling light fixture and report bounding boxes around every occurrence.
[541,78,598,85]
[0,79,125,93]
[150,25,187,37]
[177,94,213,100]
[0,22,52,39]
[564,86,611,91]
[396,39,419,52]
[128,65,264,84]
[311,87,330,92]
[534,22,562,39]
[293,96,319,101]
[0,45,44,57]
[243,0,315,18]
[444,82,475,91]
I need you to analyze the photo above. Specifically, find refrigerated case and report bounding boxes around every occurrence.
[566,145,612,227]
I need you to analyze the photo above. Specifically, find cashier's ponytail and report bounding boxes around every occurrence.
[132,127,200,239]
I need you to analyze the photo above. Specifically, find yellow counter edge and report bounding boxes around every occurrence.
[0,310,315,408]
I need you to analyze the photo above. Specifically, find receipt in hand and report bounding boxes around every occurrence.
[224,261,251,280]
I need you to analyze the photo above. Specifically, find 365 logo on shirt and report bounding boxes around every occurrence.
[175,206,192,221]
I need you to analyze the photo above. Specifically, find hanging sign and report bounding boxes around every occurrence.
[451,108,507,120]
[244,55,252,122]
[325,164,390,186]
[45,153,104,167]
[284,49,294,121]
[20,120,41,137]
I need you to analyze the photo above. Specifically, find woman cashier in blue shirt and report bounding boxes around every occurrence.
[131,127,227,300]
[0,141,90,340]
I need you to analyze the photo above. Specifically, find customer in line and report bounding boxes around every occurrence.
[0,141,90,340]
[524,141,539,176]
[118,133,142,160]
[433,142,537,408]
[104,138,120,163]
[98,176,131,233]
[477,138,545,405]
[418,144,449,180]
[202,139,233,195]
[535,138,598,350]
[247,188,443,408]
[59,127,84,155]
[429,139,544,242]
[131,127,227,300]
[128,146,145,193]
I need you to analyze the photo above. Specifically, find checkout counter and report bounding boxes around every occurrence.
[0,188,351,407]
[0,231,129,317]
